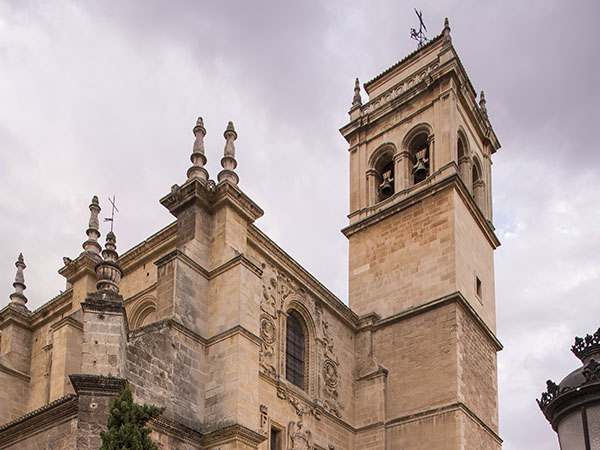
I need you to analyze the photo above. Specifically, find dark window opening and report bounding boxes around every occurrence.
[286,313,305,389]
[476,276,482,299]
[270,427,282,450]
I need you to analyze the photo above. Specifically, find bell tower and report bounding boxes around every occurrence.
[342,19,503,450]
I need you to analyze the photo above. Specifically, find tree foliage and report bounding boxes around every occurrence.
[100,384,165,450]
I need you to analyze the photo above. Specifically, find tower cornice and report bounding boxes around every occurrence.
[342,165,500,249]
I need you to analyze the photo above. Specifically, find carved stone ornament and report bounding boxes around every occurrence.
[259,264,279,377]
[317,308,344,418]
[288,417,312,450]
[260,314,277,377]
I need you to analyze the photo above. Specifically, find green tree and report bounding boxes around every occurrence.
[100,384,165,450]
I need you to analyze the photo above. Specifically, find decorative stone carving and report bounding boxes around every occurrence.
[260,264,278,377]
[288,417,312,450]
[259,404,269,435]
[317,305,344,418]
[277,387,320,421]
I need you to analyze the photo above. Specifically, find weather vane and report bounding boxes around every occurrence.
[104,195,119,232]
[410,8,429,49]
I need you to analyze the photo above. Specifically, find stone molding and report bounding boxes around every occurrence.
[57,252,97,284]
[151,415,204,447]
[0,394,77,447]
[342,168,500,249]
[0,362,31,382]
[160,177,264,224]
[50,314,83,332]
[118,221,177,272]
[154,249,262,281]
[0,303,32,329]
[28,289,73,328]
[128,316,261,348]
[367,291,502,351]
[81,291,126,315]
[201,423,267,448]
[69,374,127,396]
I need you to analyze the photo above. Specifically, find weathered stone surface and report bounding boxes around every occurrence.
[0,20,502,450]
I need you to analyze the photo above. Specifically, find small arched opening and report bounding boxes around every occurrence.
[472,157,485,210]
[457,131,470,184]
[375,153,395,202]
[408,131,430,185]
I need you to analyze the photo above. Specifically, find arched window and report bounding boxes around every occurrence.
[286,312,306,389]
[129,296,157,329]
[408,131,430,185]
[375,153,395,202]
[472,157,485,210]
[457,131,470,184]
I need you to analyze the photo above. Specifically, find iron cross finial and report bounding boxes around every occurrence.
[104,195,119,232]
[410,8,429,49]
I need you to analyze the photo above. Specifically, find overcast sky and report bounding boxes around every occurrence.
[1,1,599,448]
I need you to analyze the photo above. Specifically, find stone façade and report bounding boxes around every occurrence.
[0,19,502,450]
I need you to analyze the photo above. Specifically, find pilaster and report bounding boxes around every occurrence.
[70,374,126,450]
[80,291,128,378]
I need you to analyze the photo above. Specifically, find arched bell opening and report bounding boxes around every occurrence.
[457,131,470,185]
[375,153,395,202]
[472,157,485,210]
[408,132,430,185]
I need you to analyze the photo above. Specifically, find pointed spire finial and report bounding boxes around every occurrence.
[217,121,239,185]
[9,253,28,307]
[187,116,209,182]
[479,90,488,118]
[352,78,362,108]
[443,17,452,43]
[95,231,122,293]
[82,196,102,258]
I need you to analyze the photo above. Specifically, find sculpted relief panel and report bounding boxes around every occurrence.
[259,260,345,420]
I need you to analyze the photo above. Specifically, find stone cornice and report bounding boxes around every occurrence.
[118,222,177,272]
[57,252,97,284]
[0,362,31,382]
[202,424,267,448]
[128,317,261,349]
[213,180,264,222]
[343,168,500,250]
[151,416,204,446]
[155,249,210,278]
[0,304,32,329]
[342,40,499,153]
[28,289,73,327]
[82,291,126,315]
[248,225,359,329]
[160,177,264,224]
[50,314,83,332]
[369,291,502,352]
[207,324,261,348]
[376,401,502,444]
[364,33,445,92]
[154,249,263,282]
[0,394,77,447]
[69,374,127,396]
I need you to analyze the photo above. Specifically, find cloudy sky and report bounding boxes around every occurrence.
[1,1,599,448]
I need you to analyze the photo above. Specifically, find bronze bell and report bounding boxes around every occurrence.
[380,178,393,196]
[379,170,394,197]
[413,160,428,183]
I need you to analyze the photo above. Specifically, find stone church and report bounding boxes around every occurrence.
[0,19,502,449]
